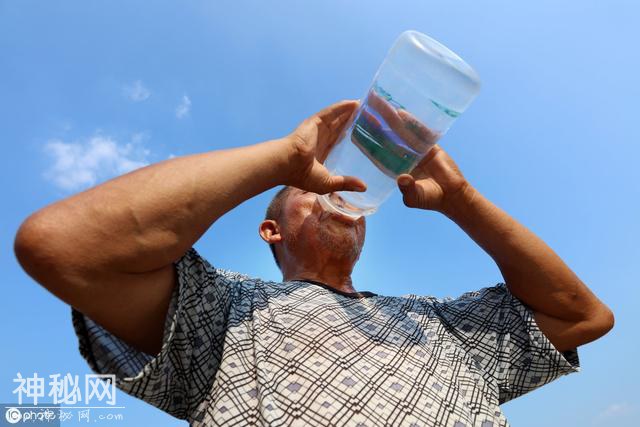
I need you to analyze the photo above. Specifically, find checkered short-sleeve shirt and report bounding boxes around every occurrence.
[72,248,580,426]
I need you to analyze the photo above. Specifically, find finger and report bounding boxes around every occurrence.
[411,144,441,173]
[396,174,420,208]
[322,175,367,194]
[368,91,403,129]
[360,108,382,129]
[327,102,360,132]
[397,174,415,188]
[319,113,358,158]
[368,91,438,155]
[316,99,359,126]
[316,119,353,163]
[316,136,337,163]
[397,109,439,145]
[325,109,356,144]
[368,91,424,150]
[293,118,319,151]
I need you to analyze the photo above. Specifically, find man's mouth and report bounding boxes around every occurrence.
[327,211,359,225]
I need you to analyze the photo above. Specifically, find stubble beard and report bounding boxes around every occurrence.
[317,223,362,262]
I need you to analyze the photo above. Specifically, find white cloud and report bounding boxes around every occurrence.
[175,94,191,119]
[123,80,151,102]
[131,131,150,144]
[43,134,150,192]
[599,402,633,418]
[593,402,635,425]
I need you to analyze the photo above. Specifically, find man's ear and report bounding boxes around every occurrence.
[259,220,282,244]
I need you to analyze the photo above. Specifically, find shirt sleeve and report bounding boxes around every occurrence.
[71,247,243,419]
[431,282,580,405]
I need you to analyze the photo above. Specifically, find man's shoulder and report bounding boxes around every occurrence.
[177,247,279,286]
[394,283,510,311]
[426,283,508,303]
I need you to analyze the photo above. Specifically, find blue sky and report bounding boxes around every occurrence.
[1,1,639,425]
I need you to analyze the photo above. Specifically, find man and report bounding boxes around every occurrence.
[14,100,613,426]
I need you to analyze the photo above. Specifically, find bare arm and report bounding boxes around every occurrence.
[442,184,614,352]
[14,140,292,355]
[14,100,364,355]
[397,145,614,352]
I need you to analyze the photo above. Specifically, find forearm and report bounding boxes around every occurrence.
[17,138,291,275]
[442,185,607,322]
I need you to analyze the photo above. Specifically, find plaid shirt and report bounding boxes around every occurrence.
[72,247,580,426]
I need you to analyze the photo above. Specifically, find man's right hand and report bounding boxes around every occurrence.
[283,100,368,195]
[14,99,368,356]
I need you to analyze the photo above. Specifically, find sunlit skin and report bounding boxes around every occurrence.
[259,188,366,294]
[15,99,613,357]
[262,99,614,355]
[258,96,462,293]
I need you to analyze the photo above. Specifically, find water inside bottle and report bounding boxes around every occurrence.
[352,88,422,177]
[320,83,446,218]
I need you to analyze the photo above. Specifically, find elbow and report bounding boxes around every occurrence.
[15,212,96,306]
[15,215,42,271]
[601,306,615,334]
[590,304,615,340]
[14,213,59,283]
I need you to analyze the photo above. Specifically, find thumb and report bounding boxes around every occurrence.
[397,174,421,208]
[320,175,367,194]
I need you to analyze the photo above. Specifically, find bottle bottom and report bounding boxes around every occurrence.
[317,193,378,219]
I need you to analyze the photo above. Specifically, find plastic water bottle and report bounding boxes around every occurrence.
[318,30,481,218]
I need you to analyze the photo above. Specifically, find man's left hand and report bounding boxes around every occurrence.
[396,144,473,214]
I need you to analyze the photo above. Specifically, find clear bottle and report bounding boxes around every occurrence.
[318,30,481,218]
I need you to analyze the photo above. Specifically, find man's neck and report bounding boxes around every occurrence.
[282,262,356,294]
